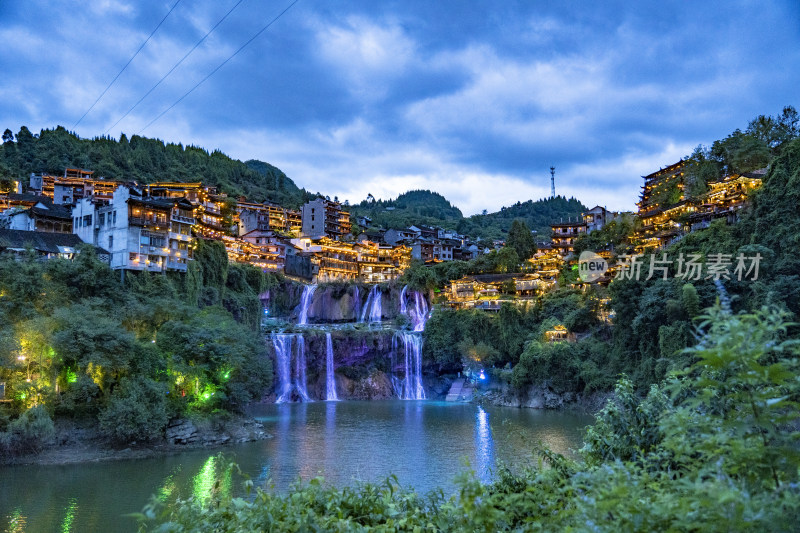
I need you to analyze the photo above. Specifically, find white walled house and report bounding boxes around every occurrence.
[73,186,196,272]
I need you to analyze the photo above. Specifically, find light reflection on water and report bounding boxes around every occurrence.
[0,401,592,532]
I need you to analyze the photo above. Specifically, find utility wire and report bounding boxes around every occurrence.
[105,0,247,135]
[73,0,181,129]
[138,0,300,134]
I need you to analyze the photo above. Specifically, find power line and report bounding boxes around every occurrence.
[105,0,247,135]
[73,0,182,129]
[138,0,300,135]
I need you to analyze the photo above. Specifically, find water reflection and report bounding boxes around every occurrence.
[474,406,495,483]
[60,497,77,533]
[0,402,592,532]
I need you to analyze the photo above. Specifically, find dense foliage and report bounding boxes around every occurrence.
[0,126,303,206]
[350,190,586,241]
[0,241,275,453]
[138,306,800,531]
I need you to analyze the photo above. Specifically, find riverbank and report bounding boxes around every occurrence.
[1,415,271,467]
[473,381,611,414]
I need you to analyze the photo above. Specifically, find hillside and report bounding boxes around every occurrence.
[350,189,586,239]
[349,189,463,230]
[460,196,587,240]
[0,126,304,206]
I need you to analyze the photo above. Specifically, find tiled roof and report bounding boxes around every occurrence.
[0,229,108,256]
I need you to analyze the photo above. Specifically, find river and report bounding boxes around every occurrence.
[1,401,592,532]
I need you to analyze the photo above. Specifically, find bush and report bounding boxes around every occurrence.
[98,377,169,442]
[0,405,55,456]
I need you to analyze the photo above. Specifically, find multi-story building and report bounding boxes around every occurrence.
[632,161,763,252]
[355,240,411,283]
[72,186,195,272]
[147,182,227,238]
[6,198,72,233]
[301,198,350,240]
[29,168,118,204]
[236,200,301,236]
[550,218,586,257]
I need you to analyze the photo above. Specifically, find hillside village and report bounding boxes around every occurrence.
[0,156,763,309]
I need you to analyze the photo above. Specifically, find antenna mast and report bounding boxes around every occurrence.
[550,166,556,198]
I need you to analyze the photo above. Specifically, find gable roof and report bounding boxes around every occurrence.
[0,229,108,256]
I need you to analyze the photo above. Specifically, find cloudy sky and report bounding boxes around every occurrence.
[1,1,798,214]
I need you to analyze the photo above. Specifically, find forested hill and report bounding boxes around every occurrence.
[350,189,586,239]
[0,126,304,207]
[349,190,463,230]
[459,196,587,240]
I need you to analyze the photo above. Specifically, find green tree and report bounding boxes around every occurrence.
[506,219,537,260]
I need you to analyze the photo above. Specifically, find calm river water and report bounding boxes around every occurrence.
[1,401,592,532]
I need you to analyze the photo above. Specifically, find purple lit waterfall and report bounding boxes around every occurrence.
[410,291,429,332]
[297,284,317,325]
[399,285,408,315]
[294,335,310,401]
[273,333,311,403]
[325,332,338,401]
[398,332,425,400]
[273,334,293,403]
[359,285,382,324]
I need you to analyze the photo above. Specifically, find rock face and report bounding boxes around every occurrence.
[344,371,395,400]
[166,418,269,446]
[265,282,414,324]
[478,381,589,410]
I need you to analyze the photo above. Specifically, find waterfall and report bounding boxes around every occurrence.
[399,285,408,315]
[273,334,293,403]
[399,332,426,400]
[360,285,382,324]
[325,332,338,401]
[411,291,429,332]
[369,287,382,323]
[273,333,312,403]
[297,284,317,325]
[359,288,372,323]
[294,335,310,402]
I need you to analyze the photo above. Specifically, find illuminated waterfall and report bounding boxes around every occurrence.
[294,335,310,402]
[325,333,338,401]
[359,285,382,323]
[411,291,429,332]
[273,333,311,403]
[297,284,317,325]
[399,284,408,315]
[396,332,426,400]
[273,334,293,403]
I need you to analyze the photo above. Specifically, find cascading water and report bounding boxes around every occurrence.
[325,332,339,401]
[360,285,382,324]
[297,284,317,325]
[399,285,408,315]
[411,291,429,332]
[369,287,382,323]
[399,332,426,400]
[294,335,310,401]
[273,334,294,403]
[273,333,312,403]
[359,288,372,323]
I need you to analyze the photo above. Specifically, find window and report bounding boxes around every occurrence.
[99,213,105,226]
[83,215,92,227]
[108,235,113,250]
[113,211,117,224]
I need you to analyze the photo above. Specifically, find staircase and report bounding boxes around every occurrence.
[445,378,474,402]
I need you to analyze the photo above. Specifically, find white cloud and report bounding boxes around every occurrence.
[312,15,417,100]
